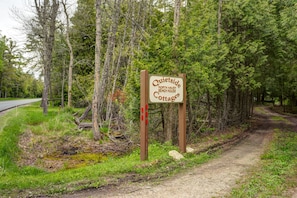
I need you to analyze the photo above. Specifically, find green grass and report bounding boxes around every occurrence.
[0,103,214,197]
[0,108,27,172]
[0,98,21,101]
[271,116,287,122]
[230,129,297,197]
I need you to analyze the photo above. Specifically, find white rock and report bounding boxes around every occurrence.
[186,147,195,153]
[169,150,184,160]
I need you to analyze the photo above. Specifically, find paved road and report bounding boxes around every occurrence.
[0,99,41,112]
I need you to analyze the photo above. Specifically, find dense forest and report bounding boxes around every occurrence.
[2,0,297,143]
[0,36,43,98]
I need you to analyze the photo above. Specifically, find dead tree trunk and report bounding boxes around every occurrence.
[62,0,74,108]
[124,0,136,88]
[61,58,66,108]
[97,0,121,123]
[92,0,102,140]
[106,0,126,122]
[164,0,181,143]
[34,0,59,115]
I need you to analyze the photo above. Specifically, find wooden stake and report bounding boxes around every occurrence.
[140,70,149,160]
[179,73,186,153]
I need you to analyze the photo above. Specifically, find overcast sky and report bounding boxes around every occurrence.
[0,0,28,45]
[0,0,77,48]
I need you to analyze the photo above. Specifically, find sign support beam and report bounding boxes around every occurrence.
[178,73,186,153]
[140,70,149,161]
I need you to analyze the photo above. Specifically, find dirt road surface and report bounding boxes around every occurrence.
[64,106,297,198]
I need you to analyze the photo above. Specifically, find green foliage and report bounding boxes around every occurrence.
[19,0,297,144]
[0,109,25,172]
[0,35,42,98]
[252,0,297,105]
[0,36,5,72]
[181,0,229,97]
[223,0,274,91]
[67,0,96,107]
[0,103,54,173]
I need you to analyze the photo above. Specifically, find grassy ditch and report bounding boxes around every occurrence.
[0,103,214,197]
[230,129,297,197]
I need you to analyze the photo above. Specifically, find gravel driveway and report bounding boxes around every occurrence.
[101,133,270,198]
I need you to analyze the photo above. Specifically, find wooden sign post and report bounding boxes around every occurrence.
[140,70,149,161]
[140,70,186,160]
[178,73,186,153]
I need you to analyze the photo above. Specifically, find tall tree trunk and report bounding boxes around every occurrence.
[173,0,181,54]
[97,0,121,123]
[217,0,222,46]
[207,90,212,126]
[61,58,66,108]
[92,0,102,141]
[216,0,228,130]
[106,0,127,122]
[34,0,59,115]
[124,0,135,88]
[124,0,147,88]
[62,0,74,108]
[164,0,181,143]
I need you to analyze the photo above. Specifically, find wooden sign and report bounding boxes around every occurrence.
[149,75,184,103]
[140,70,186,161]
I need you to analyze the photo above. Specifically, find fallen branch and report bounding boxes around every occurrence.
[78,122,92,130]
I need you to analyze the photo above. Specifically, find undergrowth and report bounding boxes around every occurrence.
[0,103,214,197]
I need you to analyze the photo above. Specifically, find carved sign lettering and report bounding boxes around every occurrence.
[149,75,183,103]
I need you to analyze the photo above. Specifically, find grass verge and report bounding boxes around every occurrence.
[230,128,297,197]
[0,98,21,101]
[0,103,214,197]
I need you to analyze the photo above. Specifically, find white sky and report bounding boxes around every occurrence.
[0,0,77,48]
[0,0,77,78]
[0,0,29,46]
